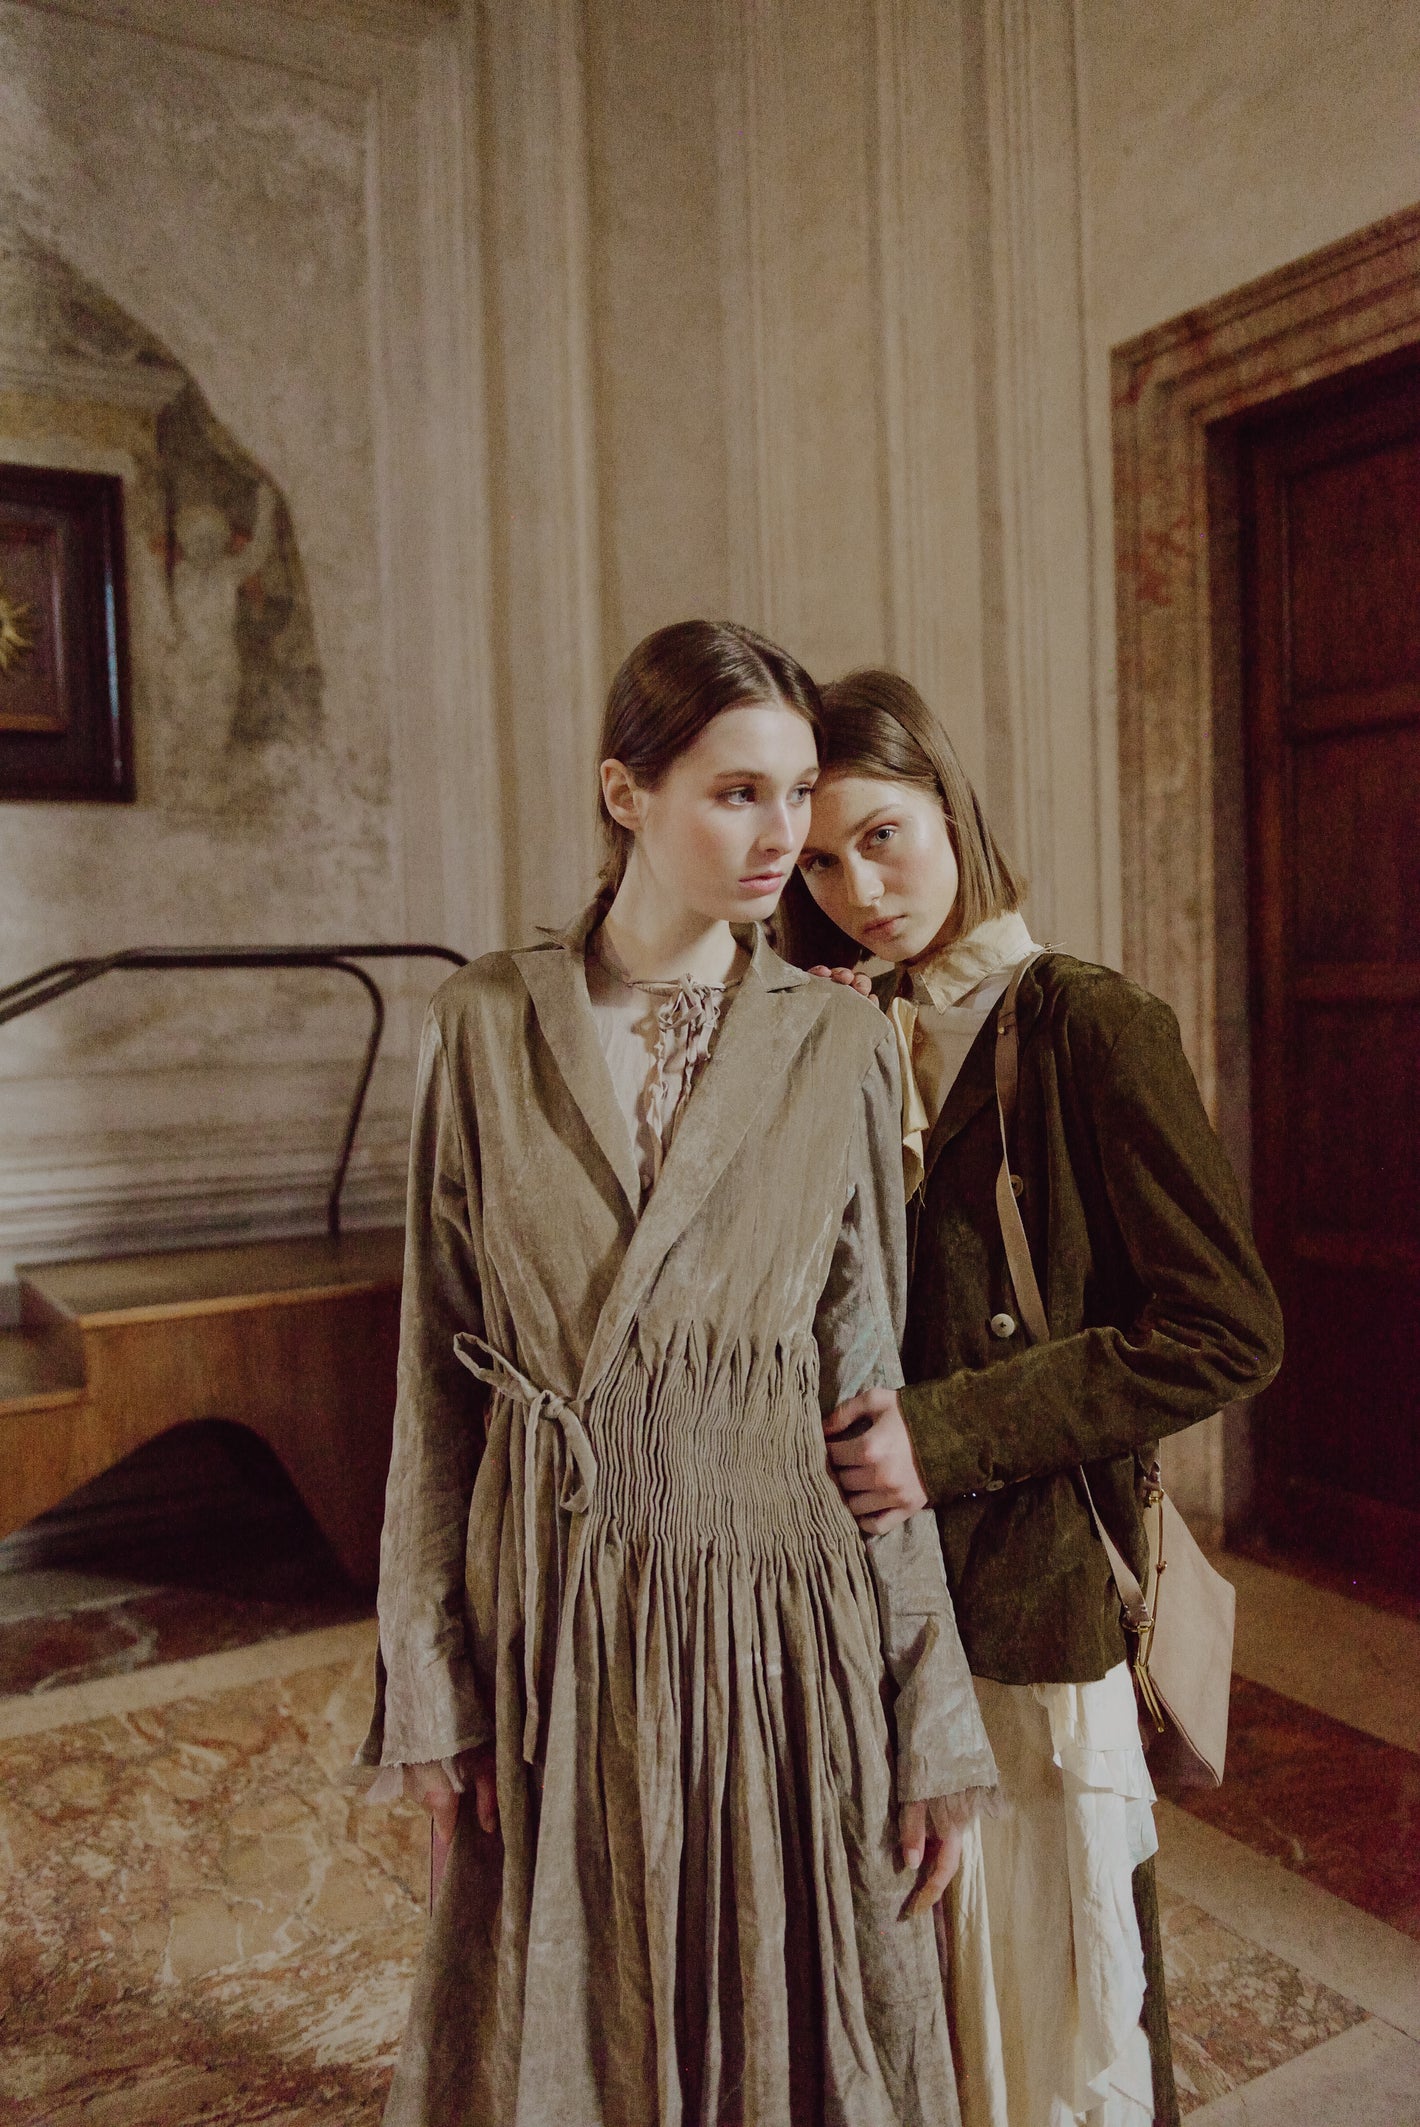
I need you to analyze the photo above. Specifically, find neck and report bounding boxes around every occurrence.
[601,858,743,985]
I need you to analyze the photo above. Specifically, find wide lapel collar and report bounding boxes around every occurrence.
[922,952,1048,1180]
[511,907,643,1216]
[922,1019,997,1179]
[578,929,828,1397]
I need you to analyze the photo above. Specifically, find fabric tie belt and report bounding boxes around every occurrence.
[454,1334,599,1764]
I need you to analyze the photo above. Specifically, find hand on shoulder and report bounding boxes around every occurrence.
[807,964,877,1001]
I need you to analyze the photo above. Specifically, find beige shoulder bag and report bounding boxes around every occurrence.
[993,953,1235,1789]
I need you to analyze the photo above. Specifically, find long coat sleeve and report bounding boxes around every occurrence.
[814,1028,998,1806]
[360,1016,492,1768]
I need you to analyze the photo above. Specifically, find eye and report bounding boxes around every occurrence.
[866,824,896,848]
[719,785,755,806]
[788,781,815,805]
[799,852,832,875]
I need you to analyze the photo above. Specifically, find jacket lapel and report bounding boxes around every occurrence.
[512,931,643,1217]
[922,957,1047,1181]
[578,935,828,1396]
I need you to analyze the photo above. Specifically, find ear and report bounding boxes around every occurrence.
[600,758,646,834]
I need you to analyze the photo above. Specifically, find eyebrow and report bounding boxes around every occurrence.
[710,763,820,782]
[801,802,896,857]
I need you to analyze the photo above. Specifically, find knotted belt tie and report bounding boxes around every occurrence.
[453,1334,598,1764]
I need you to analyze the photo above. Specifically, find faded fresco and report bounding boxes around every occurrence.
[0,230,328,813]
[0,2,404,1257]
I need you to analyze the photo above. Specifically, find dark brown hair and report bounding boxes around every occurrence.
[597,620,822,893]
[776,667,1024,965]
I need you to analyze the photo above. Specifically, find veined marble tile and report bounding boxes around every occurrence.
[0,1584,372,1701]
[1159,1886,1365,2113]
[1177,1678,1420,1938]
[1182,2016,1420,2126]
[0,1643,421,2126]
[1221,1550,1420,1754]
[1156,1801,1420,2040]
[0,1618,379,1739]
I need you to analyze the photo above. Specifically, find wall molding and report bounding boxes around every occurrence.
[713,0,800,644]
[479,0,604,938]
[975,0,1099,952]
[871,0,951,718]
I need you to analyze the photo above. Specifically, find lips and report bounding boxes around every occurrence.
[740,872,787,891]
[863,913,903,938]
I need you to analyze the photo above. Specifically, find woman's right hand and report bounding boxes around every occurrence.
[408,1744,499,1838]
[808,964,877,999]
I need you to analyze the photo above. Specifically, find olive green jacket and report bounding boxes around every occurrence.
[899,953,1283,1685]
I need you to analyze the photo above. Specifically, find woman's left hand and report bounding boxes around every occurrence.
[824,1386,929,1532]
[808,964,877,998]
[899,1798,965,1915]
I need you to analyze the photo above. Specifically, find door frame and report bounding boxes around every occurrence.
[1111,202,1420,1540]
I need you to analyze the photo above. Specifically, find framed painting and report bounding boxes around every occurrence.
[0,465,134,801]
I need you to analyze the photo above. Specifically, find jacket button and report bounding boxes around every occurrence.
[1010,1173,1024,1198]
[989,1312,1016,1339]
[983,1479,1006,1492]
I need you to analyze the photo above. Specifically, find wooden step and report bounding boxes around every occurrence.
[3,1226,406,1590]
[0,1325,87,1417]
[18,1227,405,1327]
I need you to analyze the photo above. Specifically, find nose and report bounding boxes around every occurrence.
[843,854,883,909]
[755,799,795,857]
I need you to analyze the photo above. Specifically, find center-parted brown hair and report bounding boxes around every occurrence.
[776,667,1024,966]
[596,620,822,894]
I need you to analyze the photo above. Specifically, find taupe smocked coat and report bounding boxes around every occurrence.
[361,911,996,2127]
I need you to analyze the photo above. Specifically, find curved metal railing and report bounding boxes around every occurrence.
[0,944,468,1238]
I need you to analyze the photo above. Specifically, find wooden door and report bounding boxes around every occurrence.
[1242,355,1420,1590]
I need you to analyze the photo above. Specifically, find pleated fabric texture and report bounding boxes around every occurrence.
[360,912,990,2126]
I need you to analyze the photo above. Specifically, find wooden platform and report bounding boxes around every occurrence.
[0,1229,404,1591]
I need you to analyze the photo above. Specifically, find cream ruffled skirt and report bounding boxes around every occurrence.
[941,1662,1158,2127]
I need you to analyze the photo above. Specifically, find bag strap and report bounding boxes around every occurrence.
[992,953,1154,1634]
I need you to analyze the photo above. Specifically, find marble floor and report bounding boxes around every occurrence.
[0,1540,1417,2125]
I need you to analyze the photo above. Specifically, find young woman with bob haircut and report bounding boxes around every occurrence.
[359,624,1001,2126]
[780,668,1283,2127]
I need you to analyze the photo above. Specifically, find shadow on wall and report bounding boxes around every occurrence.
[0,224,324,795]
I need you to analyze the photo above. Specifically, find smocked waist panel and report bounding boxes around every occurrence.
[581,1342,856,1554]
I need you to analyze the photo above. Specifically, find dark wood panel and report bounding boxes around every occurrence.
[1296,1003,1420,1237]
[1290,679,1420,737]
[1241,348,1420,1586]
[1288,431,1420,696]
[1285,1262,1420,1510]
[1293,725,1420,962]
[1296,964,1420,1005]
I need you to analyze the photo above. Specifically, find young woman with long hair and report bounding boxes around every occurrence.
[359,625,999,2126]
[780,669,1283,2127]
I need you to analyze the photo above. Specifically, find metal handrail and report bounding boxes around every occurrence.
[0,944,468,1238]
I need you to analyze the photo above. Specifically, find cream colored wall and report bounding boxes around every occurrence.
[485,0,1075,938]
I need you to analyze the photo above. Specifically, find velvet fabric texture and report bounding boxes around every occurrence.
[897,951,1284,1688]
[360,910,997,2126]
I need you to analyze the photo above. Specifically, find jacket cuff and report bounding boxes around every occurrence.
[899,1377,990,1504]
